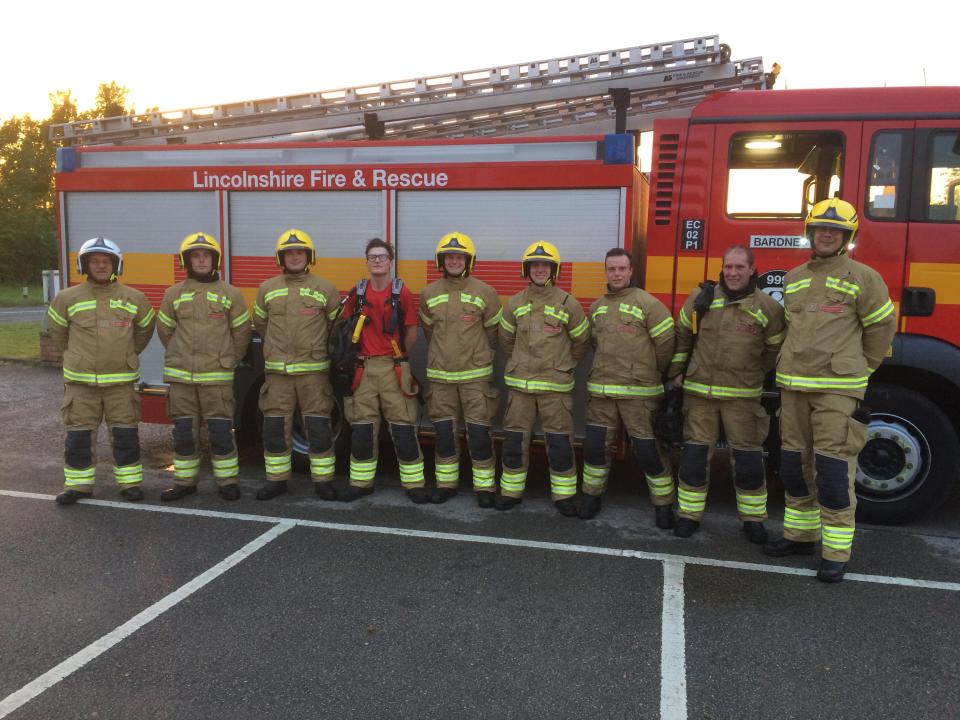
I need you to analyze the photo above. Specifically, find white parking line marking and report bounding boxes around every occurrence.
[0,521,293,719]
[3,489,960,592]
[660,560,687,720]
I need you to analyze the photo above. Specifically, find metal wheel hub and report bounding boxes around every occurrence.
[856,418,924,495]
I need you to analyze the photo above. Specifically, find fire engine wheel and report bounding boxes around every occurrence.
[855,383,958,525]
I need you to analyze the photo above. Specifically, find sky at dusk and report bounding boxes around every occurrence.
[4,1,956,121]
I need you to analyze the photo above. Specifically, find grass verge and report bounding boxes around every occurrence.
[0,322,41,360]
[0,285,43,307]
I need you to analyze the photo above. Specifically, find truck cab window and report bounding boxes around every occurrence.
[726,131,844,219]
[926,132,960,223]
[867,133,904,220]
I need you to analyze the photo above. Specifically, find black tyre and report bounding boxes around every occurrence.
[856,383,958,524]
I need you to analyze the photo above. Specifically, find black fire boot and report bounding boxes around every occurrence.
[161,484,197,502]
[494,494,522,511]
[673,518,700,538]
[120,486,144,502]
[256,481,287,501]
[655,504,676,530]
[578,493,602,519]
[476,491,496,509]
[219,484,241,501]
[314,482,337,501]
[406,487,432,504]
[817,559,847,583]
[554,497,579,517]
[55,489,91,505]
[337,485,374,502]
[763,537,815,557]
[431,488,458,504]
[742,521,768,545]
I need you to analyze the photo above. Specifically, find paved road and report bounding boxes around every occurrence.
[1,363,958,719]
[0,306,45,324]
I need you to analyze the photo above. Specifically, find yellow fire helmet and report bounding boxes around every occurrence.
[521,240,562,282]
[178,232,222,270]
[435,232,477,275]
[804,198,859,252]
[275,228,315,267]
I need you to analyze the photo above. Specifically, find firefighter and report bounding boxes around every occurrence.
[156,233,252,501]
[338,238,427,503]
[497,241,590,515]
[669,245,786,542]
[253,229,341,501]
[419,232,502,507]
[581,247,676,525]
[764,198,897,583]
[47,237,156,504]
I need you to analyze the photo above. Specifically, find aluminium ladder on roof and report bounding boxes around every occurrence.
[49,35,766,146]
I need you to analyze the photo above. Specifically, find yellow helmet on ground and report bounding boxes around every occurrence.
[179,232,222,270]
[275,228,315,266]
[805,198,859,251]
[435,232,477,275]
[521,241,562,282]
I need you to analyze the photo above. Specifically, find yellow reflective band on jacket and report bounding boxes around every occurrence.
[587,381,664,398]
[484,308,503,328]
[461,293,486,309]
[67,300,97,317]
[742,307,769,327]
[544,305,569,324]
[592,305,609,322]
[678,307,692,329]
[568,317,589,338]
[514,303,533,319]
[158,310,176,328]
[825,276,861,299]
[776,372,868,390]
[619,303,644,321]
[426,365,494,382]
[425,293,449,309]
[671,351,689,364]
[683,381,763,399]
[649,316,674,338]
[254,303,266,319]
[766,332,785,345]
[63,367,139,385]
[230,310,250,328]
[419,311,433,326]
[862,299,895,327]
[710,298,725,309]
[137,308,155,328]
[264,288,289,303]
[785,278,811,294]
[505,375,574,393]
[172,292,196,309]
[264,359,330,374]
[499,316,516,333]
[47,306,68,327]
[109,298,138,315]
[164,366,234,383]
[206,291,234,308]
[298,287,326,305]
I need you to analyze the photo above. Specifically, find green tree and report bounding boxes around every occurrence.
[0,85,134,285]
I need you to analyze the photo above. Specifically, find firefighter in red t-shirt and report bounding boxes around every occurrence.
[338,238,428,503]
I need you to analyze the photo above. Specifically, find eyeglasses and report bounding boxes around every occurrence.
[367,254,391,263]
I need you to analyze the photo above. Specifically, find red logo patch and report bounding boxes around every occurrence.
[821,304,845,313]
[461,315,479,324]
[110,320,130,327]
[736,322,760,335]
[208,312,225,319]
[543,325,562,334]
[616,324,637,334]
[300,308,320,315]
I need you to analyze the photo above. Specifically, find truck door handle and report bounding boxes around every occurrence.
[900,287,936,317]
